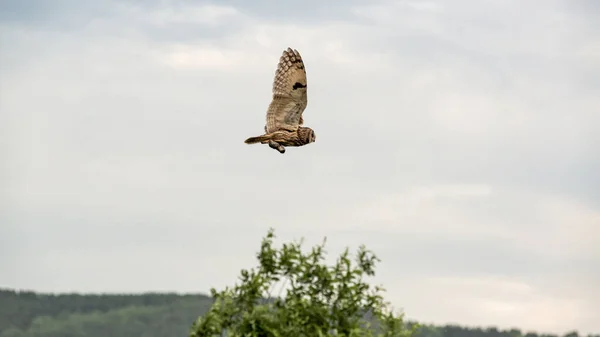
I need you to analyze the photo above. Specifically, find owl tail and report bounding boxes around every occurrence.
[244,134,272,144]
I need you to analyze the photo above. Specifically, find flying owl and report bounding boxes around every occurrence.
[244,47,316,154]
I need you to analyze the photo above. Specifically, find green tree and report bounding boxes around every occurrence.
[190,228,419,337]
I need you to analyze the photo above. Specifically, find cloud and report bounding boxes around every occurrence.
[402,275,591,333]
[1,0,599,334]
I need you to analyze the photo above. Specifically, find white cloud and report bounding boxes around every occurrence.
[141,4,240,26]
[313,185,600,258]
[403,275,588,333]
[160,45,256,70]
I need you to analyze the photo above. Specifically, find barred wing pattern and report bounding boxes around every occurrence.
[265,48,308,134]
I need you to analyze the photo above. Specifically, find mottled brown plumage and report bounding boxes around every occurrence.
[244,47,316,154]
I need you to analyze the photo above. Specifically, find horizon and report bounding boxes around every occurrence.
[1,287,593,336]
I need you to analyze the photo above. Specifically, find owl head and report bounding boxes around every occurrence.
[298,127,316,145]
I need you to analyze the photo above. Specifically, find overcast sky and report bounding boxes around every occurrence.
[1,0,599,334]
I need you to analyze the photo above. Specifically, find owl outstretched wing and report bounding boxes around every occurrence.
[265,48,308,134]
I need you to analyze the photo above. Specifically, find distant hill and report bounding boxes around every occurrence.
[0,289,212,337]
[0,288,596,337]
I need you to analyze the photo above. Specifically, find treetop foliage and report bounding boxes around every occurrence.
[190,228,418,337]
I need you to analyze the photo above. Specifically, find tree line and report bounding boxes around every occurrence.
[2,230,597,337]
[1,288,593,337]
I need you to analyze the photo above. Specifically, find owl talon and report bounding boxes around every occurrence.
[269,141,285,154]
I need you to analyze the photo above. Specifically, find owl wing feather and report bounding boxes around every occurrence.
[265,48,308,134]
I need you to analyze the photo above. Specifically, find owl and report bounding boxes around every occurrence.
[244,47,316,154]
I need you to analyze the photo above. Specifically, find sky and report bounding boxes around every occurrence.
[1,0,599,334]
